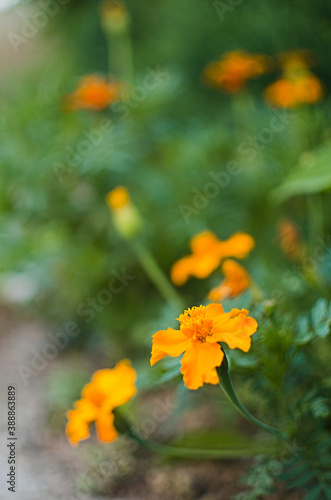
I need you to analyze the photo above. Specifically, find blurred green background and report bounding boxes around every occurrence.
[1,0,331,364]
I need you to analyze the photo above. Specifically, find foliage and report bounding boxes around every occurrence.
[2,0,331,497]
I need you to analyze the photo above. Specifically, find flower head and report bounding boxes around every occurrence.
[65,74,123,111]
[106,186,131,210]
[151,304,257,390]
[208,259,250,302]
[264,50,323,108]
[171,231,254,286]
[264,74,323,108]
[99,0,130,34]
[106,186,142,239]
[203,51,272,93]
[66,360,136,446]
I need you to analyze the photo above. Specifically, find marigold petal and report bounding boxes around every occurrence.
[66,411,91,446]
[66,399,97,446]
[106,186,130,210]
[151,328,190,366]
[208,259,250,301]
[189,230,221,254]
[170,256,195,285]
[95,411,118,443]
[66,74,122,111]
[210,311,257,352]
[191,253,222,279]
[83,360,137,410]
[220,233,255,259]
[181,341,223,390]
[205,303,224,318]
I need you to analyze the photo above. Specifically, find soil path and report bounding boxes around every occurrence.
[0,310,111,500]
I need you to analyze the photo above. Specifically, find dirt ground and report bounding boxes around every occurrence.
[0,306,305,500]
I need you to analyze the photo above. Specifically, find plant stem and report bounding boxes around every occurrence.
[307,193,324,250]
[107,29,133,83]
[131,433,277,459]
[130,240,185,312]
[113,410,277,459]
[100,3,134,83]
[217,351,286,438]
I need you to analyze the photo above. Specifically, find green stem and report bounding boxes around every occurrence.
[217,351,286,438]
[100,3,133,83]
[130,240,184,311]
[131,433,276,459]
[113,410,277,459]
[231,90,256,144]
[107,29,133,83]
[307,193,324,250]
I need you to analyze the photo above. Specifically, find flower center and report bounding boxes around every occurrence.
[178,306,213,342]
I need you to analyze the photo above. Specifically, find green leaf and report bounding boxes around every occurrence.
[322,486,331,499]
[159,366,181,384]
[311,398,330,419]
[316,323,330,339]
[280,462,309,481]
[303,484,321,500]
[312,299,328,328]
[296,315,314,344]
[287,470,315,488]
[317,456,331,467]
[270,142,331,204]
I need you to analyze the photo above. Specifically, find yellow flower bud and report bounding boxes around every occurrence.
[99,0,130,35]
[106,186,142,239]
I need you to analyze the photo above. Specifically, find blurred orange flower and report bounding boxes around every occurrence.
[66,360,136,446]
[106,186,142,238]
[203,51,272,93]
[66,74,123,111]
[106,186,131,210]
[278,218,304,261]
[171,231,255,286]
[100,0,130,34]
[264,50,323,108]
[208,259,250,302]
[150,304,257,390]
[264,74,323,108]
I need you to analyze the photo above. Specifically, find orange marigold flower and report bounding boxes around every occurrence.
[294,75,323,104]
[66,74,123,111]
[171,231,255,286]
[208,259,250,302]
[66,360,136,446]
[150,304,257,390]
[264,74,323,108]
[203,51,272,93]
[265,51,322,108]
